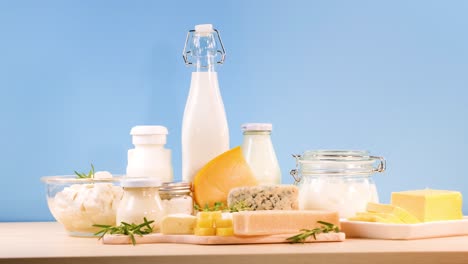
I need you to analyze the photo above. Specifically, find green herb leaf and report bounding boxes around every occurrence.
[93,217,155,246]
[286,221,340,244]
[74,164,95,179]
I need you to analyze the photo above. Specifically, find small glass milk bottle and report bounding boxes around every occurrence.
[241,123,282,184]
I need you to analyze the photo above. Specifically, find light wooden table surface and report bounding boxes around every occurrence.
[1,222,467,264]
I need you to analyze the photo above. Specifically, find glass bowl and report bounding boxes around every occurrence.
[41,175,123,237]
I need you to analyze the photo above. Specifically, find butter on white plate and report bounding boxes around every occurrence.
[341,216,468,240]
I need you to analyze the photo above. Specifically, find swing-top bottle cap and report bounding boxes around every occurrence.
[195,24,214,34]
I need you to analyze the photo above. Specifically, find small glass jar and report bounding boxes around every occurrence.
[159,182,193,216]
[116,178,163,232]
[290,150,385,218]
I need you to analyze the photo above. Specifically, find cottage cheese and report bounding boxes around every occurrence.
[49,176,123,234]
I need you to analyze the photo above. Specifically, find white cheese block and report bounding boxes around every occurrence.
[160,214,197,235]
[227,185,299,210]
[232,210,340,236]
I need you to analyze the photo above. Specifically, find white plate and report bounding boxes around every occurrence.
[340,216,468,240]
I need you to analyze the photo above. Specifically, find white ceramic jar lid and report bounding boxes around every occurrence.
[130,125,168,145]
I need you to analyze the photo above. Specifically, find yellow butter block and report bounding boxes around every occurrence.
[194,227,216,236]
[214,218,233,228]
[391,189,463,222]
[356,212,404,224]
[367,202,420,224]
[216,227,234,236]
[196,218,213,228]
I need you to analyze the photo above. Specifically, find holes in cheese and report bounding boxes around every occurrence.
[232,210,340,236]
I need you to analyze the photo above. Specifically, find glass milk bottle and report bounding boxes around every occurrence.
[181,24,229,182]
[241,123,281,184]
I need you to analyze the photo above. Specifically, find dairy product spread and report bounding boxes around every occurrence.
[391,189,463,222]
[49,179,123,234]
[232,210,340,236]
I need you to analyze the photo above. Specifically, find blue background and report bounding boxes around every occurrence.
[1,0,467,221]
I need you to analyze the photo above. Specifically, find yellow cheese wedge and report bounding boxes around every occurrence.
[232,210,340,236]
[194,227,216,236]
[391,189,463,222]
[367,202,421,224]
[160,214,197,235]
[193,146,258,207]
[216,227,234,236]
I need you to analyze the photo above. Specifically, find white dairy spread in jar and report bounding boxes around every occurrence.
[298,176,378,218]
[161,196,193,216]
[49,176,123,235]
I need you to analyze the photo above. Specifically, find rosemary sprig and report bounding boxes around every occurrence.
[286,221,340,244]
[93,217,154,246]
[74,164,95,179]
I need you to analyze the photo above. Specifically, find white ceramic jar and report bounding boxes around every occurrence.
[116,178,164,231]
[290,150,385,218]
[126,126,173,182]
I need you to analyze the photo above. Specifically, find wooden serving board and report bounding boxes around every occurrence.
[102,232,346,245]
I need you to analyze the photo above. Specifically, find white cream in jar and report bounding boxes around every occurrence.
[116,178,163,231]
[291,150,385,218]
[159,182,193,216]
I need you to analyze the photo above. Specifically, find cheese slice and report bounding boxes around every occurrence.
[160,214,197,235]
[366,202,420,224]
[356,212,404,223]
[391,189,463,222]
[232,210,340,236]
[347,214,394,223]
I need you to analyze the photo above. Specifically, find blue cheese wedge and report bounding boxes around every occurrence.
[227,185,299,211]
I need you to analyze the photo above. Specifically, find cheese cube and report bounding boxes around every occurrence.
[194,227,216,236]
[391,189,463,222]
[160,214,197,235]
[196,218,213,228]
[214,218,233,228]
[216,227,234,236]
[232,210,340,236]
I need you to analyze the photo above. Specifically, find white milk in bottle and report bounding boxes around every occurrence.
[181,24,229,182]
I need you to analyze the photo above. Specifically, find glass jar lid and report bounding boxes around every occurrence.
[290,150,386,182]
[159,182,192,195]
